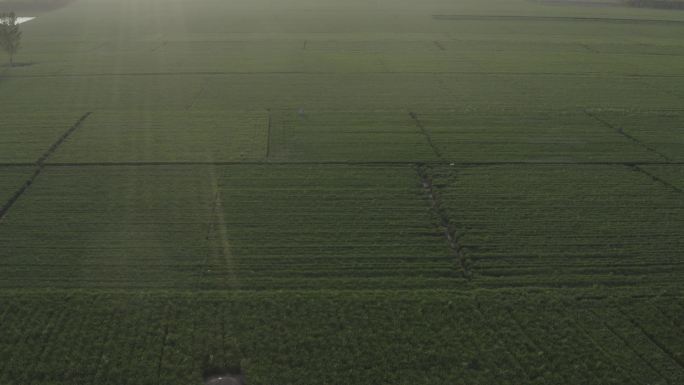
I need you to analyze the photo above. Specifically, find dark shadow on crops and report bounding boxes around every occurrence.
[0,0,75,13]
[203,367,246,385]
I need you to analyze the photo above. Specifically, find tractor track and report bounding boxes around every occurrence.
[409,111,442,159]
[416,164,470,279]
[0,112,91,223]
[631,165,683,194]
[584,110,672,162]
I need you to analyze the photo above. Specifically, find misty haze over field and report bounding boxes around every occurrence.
[0,0,683,384]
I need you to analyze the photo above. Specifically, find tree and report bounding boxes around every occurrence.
[0,12,22,67]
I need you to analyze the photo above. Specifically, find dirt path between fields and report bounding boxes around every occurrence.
[417,164,471,279]
[204,165,239,289]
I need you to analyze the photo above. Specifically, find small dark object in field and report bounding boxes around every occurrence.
[203,368,246,385]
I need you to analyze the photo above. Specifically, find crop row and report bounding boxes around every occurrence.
[3,109,677,165]
[48,110,269,163]
[0,112,85,163]
[2,164,683,290]
[412,110,666,163]
[3,73,684,117]
[10,37,684,76]
[429,164,684,288]
[641,165,684,191]
[594,111,684,162]
[0,165,459,290]
[0,290,682,385]
[0,168,35,205]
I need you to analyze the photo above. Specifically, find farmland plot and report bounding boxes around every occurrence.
[429,164,684,288]
[591,111,684,161]
[193,74,456,111]
[0,166,217,289]
[640,165,684,191]
[435,74,684,112]
[0,291,682,385]
[0,0,683,383]
[414,110,663,162]
[0,112,87,163]
[2,76,682,117]
[58,40,394,75]
[146,73,684,112]
[0,167,35,206]
[0,76,205,113]
[383,39,684,76]
[268,110,438,162]
[49,110,268,163]
[213,165,460,289]
[0,165,459,290]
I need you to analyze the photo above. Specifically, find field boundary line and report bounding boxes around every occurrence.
[654,304,684,332]
[571,312,641,384]
[0,112,91,223]
[618,307,684,371]
[589,308,670,383]
[631,165,683,194]
[0,168,41,223]
[584,110,672,162]
[186,82,207,110]
[37,112,92,165]
[409,112,442,159]
[416,164,471,278]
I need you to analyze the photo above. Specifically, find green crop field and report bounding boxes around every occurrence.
[0,0,683,383]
